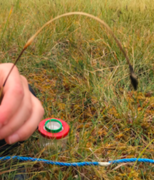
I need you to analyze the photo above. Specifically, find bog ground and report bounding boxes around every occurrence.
[0,0,154,179]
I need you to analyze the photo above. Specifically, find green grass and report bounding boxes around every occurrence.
[0,0,154,179]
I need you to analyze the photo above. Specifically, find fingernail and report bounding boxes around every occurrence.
[8,134,19,144]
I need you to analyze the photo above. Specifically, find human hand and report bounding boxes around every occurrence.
[0,63,44,144]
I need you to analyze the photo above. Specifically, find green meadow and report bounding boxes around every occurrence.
[0,0,154,179]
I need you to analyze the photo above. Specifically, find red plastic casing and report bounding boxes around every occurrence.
[38,118,69,139]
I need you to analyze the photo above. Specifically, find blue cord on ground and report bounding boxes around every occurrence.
[0,156,154,166]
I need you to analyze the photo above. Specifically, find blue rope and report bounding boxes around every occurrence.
[0,156,98,166]
[109,158,154,164]
[0,156,154,166]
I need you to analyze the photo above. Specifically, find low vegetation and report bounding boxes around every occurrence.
[0,0,154,179]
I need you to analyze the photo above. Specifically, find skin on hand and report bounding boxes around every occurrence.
[0,63,44,144]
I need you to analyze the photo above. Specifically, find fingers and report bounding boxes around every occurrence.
[0,76,32,140]
[5,97,44,144]
[0,63,44,144]
[0,64,24,125]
